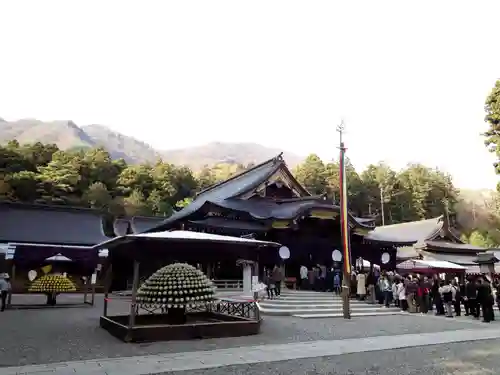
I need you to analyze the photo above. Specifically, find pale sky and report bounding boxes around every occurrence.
[0,1,499,190]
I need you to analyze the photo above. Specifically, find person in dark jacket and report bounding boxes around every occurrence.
[477,278,495,323]
[451,279,461,316]
[271,265,283,296]
[433,279,445,315]
[464,277,477,317]
[419,277,432,314]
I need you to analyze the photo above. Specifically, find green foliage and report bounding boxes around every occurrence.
[0,139,494,243]
[294,156,459,225]
[484,79,500,177]
[293,154,327,195]
[463,230,497,248]
[0,141,199,216]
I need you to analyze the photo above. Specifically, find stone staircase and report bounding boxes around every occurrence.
[257,290,401,318]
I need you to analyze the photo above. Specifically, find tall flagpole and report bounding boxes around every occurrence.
[337,120,352,319]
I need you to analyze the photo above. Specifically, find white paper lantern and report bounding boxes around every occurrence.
[279,246,290,260]
[332,250,342,262]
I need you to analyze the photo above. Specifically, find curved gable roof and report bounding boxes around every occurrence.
[364,216,444,245]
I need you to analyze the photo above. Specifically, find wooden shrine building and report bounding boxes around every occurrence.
[0,202,165,282]
[363,215,488,269]
[146,154,396,278]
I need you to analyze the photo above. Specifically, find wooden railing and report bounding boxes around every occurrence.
[212,279,243,290]
[187,299,259,321]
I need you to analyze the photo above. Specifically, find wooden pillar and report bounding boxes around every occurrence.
[128,261,140,330]
[206,263,212,279]
[83,275,88,303]
[7,264,15,307]
[103,264,112,317]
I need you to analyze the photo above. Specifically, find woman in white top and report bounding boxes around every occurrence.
[397,280,407,311]
[392,280,400,307]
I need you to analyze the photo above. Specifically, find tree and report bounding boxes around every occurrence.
[123,189,149,216]
[361,163,398,222]
[294,154,327,195]
[464,230,497,248]
[324,161,340,202]
[37,150,82,205]
[175,197,193,210]
[197,165,217,190]
[81,147,121,190]
[84,182,112,209]
[7,171,40,202]
[117,165,154,197]
[484,79,500,180]
[147,189,173,216]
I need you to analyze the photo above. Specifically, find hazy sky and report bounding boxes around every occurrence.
[0,1,499,190]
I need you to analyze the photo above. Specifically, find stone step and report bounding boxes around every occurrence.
[265,298,371,305]
[293,311,402,318]
[258,305,399,316]
[278,293,350,300]
[259,302,390,310]
[276,297,346,302]
[280,291,336,295]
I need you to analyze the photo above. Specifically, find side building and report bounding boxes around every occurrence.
[363,215,490,271]
[0,202,165,288]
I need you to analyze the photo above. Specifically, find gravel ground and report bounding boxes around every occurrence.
[160,338,500,375]
[0,294,497,367]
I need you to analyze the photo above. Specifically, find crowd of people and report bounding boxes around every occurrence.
[351,270,498,323]
[260,263,499,323]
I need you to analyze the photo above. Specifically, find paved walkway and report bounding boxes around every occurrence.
[4,327,500,375]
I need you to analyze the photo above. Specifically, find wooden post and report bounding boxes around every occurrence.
[91,283,95,306]
[253,291,260,321]
[338,121,351,319]
[7,264,15,308]
[206,263,212,279]
[128,261,140,329]
[103,264,112,317]
[83,276,88,303]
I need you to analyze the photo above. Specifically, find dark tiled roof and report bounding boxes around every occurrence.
[420,251,479,266]
[196,156,284,199]
[130,216,166,233]
[474,252,499,264]
[0,203,109,245]
[364,217,444,244]
[146,156,283,230]
[424,240,486,253]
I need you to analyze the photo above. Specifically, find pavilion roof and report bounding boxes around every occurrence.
[0,202,110,246]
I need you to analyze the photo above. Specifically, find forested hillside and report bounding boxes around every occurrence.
[1,139,498,246]
[0,118,303,167]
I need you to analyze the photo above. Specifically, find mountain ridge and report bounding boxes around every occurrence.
[0,117,303,169]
